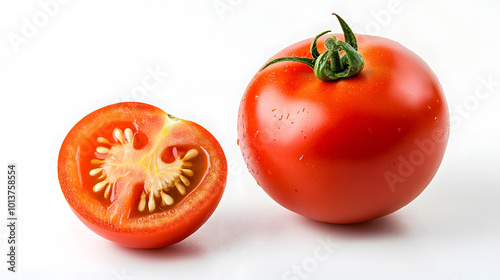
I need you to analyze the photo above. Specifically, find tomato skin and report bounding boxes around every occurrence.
[238,34,449,224]
[58,102,227,248]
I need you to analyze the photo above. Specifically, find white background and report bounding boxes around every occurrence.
[1,0,500,279]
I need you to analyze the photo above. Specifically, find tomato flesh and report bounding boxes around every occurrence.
[58,102,226,248]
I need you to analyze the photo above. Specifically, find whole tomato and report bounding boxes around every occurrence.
[237,14,449,224]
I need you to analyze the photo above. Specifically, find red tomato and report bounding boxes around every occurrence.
[238,16,449,224]
[58,102,227,248]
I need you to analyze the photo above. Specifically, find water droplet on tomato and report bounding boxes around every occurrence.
[299,154,304,161]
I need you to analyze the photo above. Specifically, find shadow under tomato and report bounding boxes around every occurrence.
[110,239,205,260]
[186,206,294,254]
[297,211,414,240]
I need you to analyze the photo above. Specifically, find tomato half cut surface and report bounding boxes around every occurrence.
[58,102,227,249]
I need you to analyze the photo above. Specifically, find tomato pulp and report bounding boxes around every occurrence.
[58,102,227,248]
[238,31,449,224]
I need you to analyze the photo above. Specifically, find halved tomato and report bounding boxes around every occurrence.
[58,102,227,249]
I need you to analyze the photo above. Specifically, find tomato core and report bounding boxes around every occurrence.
[75,117,209,218]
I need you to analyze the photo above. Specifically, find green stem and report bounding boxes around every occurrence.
[260,56,314,71]
[333,13,358,50]
[330,51,341,73]
[260,14,364,82]
[311,30,331,59]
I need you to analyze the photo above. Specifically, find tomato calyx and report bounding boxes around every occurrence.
[260,13,364,82]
